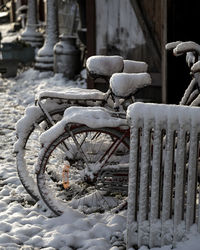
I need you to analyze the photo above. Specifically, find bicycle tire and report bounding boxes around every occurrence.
[15,103,68,202]
[36,125,130,216]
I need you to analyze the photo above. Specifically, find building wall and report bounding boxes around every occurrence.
[138,0,162,50]
[95,0,162,102]
[95,0,145,60]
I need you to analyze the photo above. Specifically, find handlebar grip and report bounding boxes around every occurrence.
[165,41,182,51]
[174,41,200,56]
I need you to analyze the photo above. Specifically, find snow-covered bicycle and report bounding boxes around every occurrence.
[34,41,200,216]
[14,55,150,204]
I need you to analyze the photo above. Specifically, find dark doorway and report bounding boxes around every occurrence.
[167,0,200,104]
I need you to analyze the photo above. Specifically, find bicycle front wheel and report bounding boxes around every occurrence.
[36,125,130,216]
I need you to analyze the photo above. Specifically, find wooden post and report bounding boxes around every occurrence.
[86,0,96,89]
[129,0,161,70]
[161,0,167,103]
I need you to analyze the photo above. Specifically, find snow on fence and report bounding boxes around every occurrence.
[126,102,200,249]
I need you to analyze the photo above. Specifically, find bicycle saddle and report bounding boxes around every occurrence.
[110,72,151,98]
[86,55,124,79]
[123,60,148,73]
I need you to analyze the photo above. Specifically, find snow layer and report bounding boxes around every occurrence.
[39,106,127,147]
[174,41,200,56]
[123,60,148,73]
[165,41,182,51]
[165,41,199,67]
[191,61,200,73]
[38,88,106,101]
[1,22,200,248]
[127,102,200,248]
[127,102,200,126]
[1,66,200,249]
[86,55,124,77]
[1,69,128,249]
[110,72,151,97]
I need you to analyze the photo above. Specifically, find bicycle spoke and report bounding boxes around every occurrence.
[37,126,129,215]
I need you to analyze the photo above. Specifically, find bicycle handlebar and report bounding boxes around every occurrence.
[166,41,200,69]
[166,40,200,106]
[174,41,200,56]
[165,41,182,51]
[166,41,200,56]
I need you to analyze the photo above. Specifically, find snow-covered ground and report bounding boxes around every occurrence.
[0,67,200,249]
[0,21,200,250]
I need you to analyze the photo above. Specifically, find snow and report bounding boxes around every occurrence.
[165,41,182,51]
[165,41,199,67]
[127,102,200,248]
[1,26,200,249]
[191,61,200,73]
[186,52,196,67]
[0,23,20,43]
[127,102,200,127]
[110,72,151,97]
[1,68,129,249]
[86,55,124,77]
[1,69,200,249]
[38,88,106,101]
[39,106,128,149]
[123,60,148,73]
[173,41,200,56]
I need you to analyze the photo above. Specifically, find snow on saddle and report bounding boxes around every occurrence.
[86,55,124,79]
[123,59,148,73]
[110,72,152,98]
[86,55,149,79]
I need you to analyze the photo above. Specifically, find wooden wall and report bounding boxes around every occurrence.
[138,0,162,50]
[95,0,145,61]
[93,0,164,102]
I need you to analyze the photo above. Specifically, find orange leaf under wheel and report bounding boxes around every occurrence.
[62,163,70,189]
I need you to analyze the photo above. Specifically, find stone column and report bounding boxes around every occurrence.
[35,0,58,71]
[20,0,43,47]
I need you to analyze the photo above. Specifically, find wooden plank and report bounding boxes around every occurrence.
[129,0,161,70]
[161,0,167,103]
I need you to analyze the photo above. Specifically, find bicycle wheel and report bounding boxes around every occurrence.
[36,125,130,216]
[15,103,68,202]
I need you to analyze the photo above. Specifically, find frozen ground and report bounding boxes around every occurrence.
[0,19,199,250]
[0,68,200,249]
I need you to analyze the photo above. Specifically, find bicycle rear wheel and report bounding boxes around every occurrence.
[15,104,67,202]
[36,125,130,216]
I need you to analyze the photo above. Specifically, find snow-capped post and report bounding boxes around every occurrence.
[35,0,58,71]
[20,0,43,47]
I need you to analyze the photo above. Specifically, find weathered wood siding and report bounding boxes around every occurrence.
[95,0,145,60]
[138,0,162,51]
[95,0,162,102]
